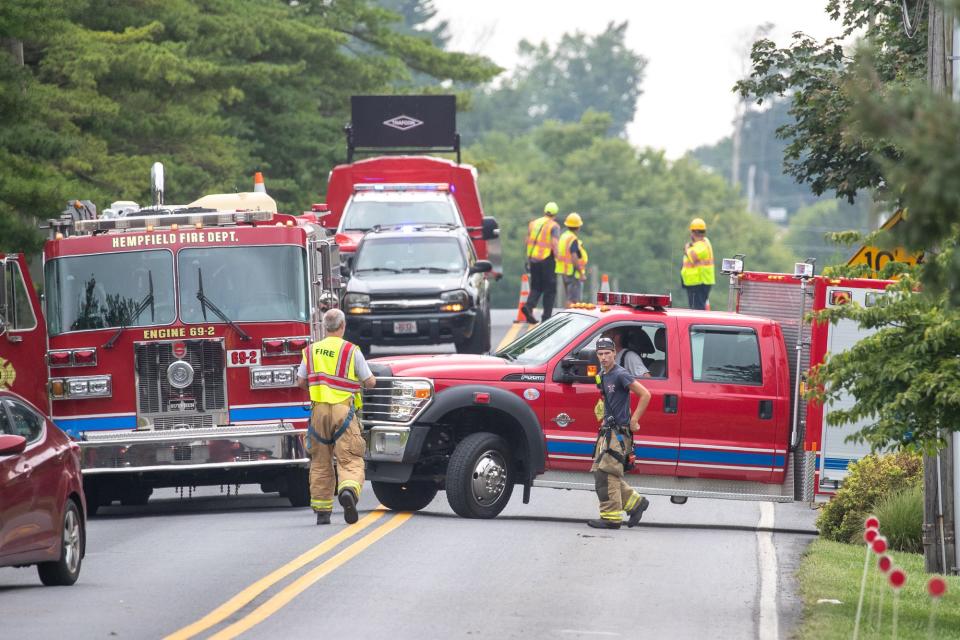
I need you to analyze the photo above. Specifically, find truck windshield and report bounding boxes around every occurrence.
[496,312,596,365]
[178,246,307,323]
[342,199,458,230]
[355,237,465,274]
[44,250,176,335]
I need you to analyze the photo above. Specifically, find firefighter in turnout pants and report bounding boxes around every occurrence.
[297,309,376,525]
[588,337,652,529]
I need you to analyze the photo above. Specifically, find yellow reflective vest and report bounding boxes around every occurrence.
[303,336,363,408]
[555,230,587,278]
[681,237,715,287]
[526,216,559,260]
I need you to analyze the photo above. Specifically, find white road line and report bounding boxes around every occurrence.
[757,502,779,640]
[557,631,620,637]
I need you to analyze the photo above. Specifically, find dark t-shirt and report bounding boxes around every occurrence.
[599,363,634,426]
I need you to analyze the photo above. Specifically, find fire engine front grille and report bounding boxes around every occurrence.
[152,415,215,431]
[134,339,227,417]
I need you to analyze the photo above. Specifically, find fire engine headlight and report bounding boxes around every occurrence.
[344,293,371,314]
[250,366,299,389]
[440,289,468,312]
[51,375,112,400]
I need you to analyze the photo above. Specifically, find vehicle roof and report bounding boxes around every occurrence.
[560,304,779,326]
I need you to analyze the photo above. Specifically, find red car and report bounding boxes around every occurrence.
[0,390,86,586]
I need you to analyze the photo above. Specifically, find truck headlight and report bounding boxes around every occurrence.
[440,289,469,312]
[51,375,112,400]
[250,366,299,389]
[344,293,371,314]
[389,380,432,421]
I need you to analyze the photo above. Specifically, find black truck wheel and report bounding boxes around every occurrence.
[285,468,311,507]
[372,480,439,512]
[445,432,514,518]
[456,309,490,355]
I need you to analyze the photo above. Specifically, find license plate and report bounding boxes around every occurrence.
[393,321,417,335]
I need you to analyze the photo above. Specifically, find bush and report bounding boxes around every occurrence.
[873,484,924,553]
[816,450,922,543]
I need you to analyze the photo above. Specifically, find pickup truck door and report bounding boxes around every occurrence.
[0,255,48,412]
[543,318,681,476]
[677,320,784,483]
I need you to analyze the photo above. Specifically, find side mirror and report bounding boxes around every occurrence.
[318,242,341,291]
[553,348,600,384]
[482,217,500,241]
[469,260,493,275]
[0,434,27,457]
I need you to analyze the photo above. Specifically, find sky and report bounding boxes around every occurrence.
[430,0,840,157]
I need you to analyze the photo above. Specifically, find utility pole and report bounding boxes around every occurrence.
[921,1,958,575]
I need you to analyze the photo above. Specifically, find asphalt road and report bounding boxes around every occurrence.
[0,310,818,639]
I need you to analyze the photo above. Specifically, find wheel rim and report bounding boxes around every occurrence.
[62,508,81,574]
[470,449,508,506]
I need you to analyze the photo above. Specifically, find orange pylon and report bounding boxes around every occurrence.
[253,172,266,193]
[515,274,531,322]
[599,273,610,293]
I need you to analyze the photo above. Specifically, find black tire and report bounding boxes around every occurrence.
[357,341,372,357]
[83,480,101,517]
[445,432,514,519]
[372,480,439,512]
[119,486,152,507]
[37,500,84,586]
[285,467,311,507]
[456,309,490,355]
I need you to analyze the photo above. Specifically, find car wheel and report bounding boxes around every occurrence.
[455,312,489,355]
[37,499,84,586]
[446,432,513,518]
[285,467,311,507]
[372,480,438,512]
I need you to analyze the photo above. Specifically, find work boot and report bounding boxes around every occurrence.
[626,497,650,528]
[587,518,621,530]
[316,511,331,525]
[339,489,359,524]
[520,305,538,324]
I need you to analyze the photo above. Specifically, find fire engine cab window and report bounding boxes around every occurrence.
[2,261,37,331]
[178,246,307,323]
[689,326,762,385]
[5,401,43,444]
[342,199,458,230]
[44,250,175,335]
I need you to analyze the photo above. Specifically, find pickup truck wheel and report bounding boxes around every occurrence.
[446,432,513,518]
[372,480,438,511]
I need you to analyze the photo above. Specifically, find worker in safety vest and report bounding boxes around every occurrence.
[555,212,588,305]
[521,201,562,323]
[296,309,376,525]
[680,217,715,310]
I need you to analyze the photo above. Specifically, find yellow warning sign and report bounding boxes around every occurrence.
[847,210,922,276]
[0,356,16,390]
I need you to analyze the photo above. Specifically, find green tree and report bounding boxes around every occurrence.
[461,22,647,139]
[468,111,795,308]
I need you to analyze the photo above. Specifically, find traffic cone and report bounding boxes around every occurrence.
[515,274,531,322]
[599,273,610,293]
[705,300,711,311]
[253,172,266,193]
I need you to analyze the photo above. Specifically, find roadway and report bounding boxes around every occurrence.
[0,309,818,639]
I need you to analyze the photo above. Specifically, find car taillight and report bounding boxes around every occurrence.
[72,349,97,366]
[48,350,73,367]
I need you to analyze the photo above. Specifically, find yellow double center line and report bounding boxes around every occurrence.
[165,509,412,640]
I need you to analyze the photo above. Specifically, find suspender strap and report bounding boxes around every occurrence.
[308,403,356,446]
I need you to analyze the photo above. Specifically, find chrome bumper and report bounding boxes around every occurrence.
[363,424,411,462]
[79,423,308,474]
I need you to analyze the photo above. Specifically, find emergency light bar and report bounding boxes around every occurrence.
[354,183,450,193]
[73,209,273,234]
[596,292,671,310]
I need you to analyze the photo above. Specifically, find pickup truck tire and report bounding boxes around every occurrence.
[446,432,514,518]
[285,468,311,508]
[372,480,438,512]
[119,486,153,507]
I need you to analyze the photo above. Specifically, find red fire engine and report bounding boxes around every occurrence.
[0,165,342,514]
[357,262,891,518]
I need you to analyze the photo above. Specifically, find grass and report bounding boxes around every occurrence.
[873,485,924,553]
[798,539,960,640]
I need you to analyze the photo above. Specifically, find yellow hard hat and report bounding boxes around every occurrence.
[564,212,583,228]
[544,201,559,215]
[689,217,707,231]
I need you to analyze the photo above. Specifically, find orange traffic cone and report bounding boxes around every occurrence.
[253,172,266,193]
[705,300,711,311]
[515,274,531,322]
[599,273,610,293]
